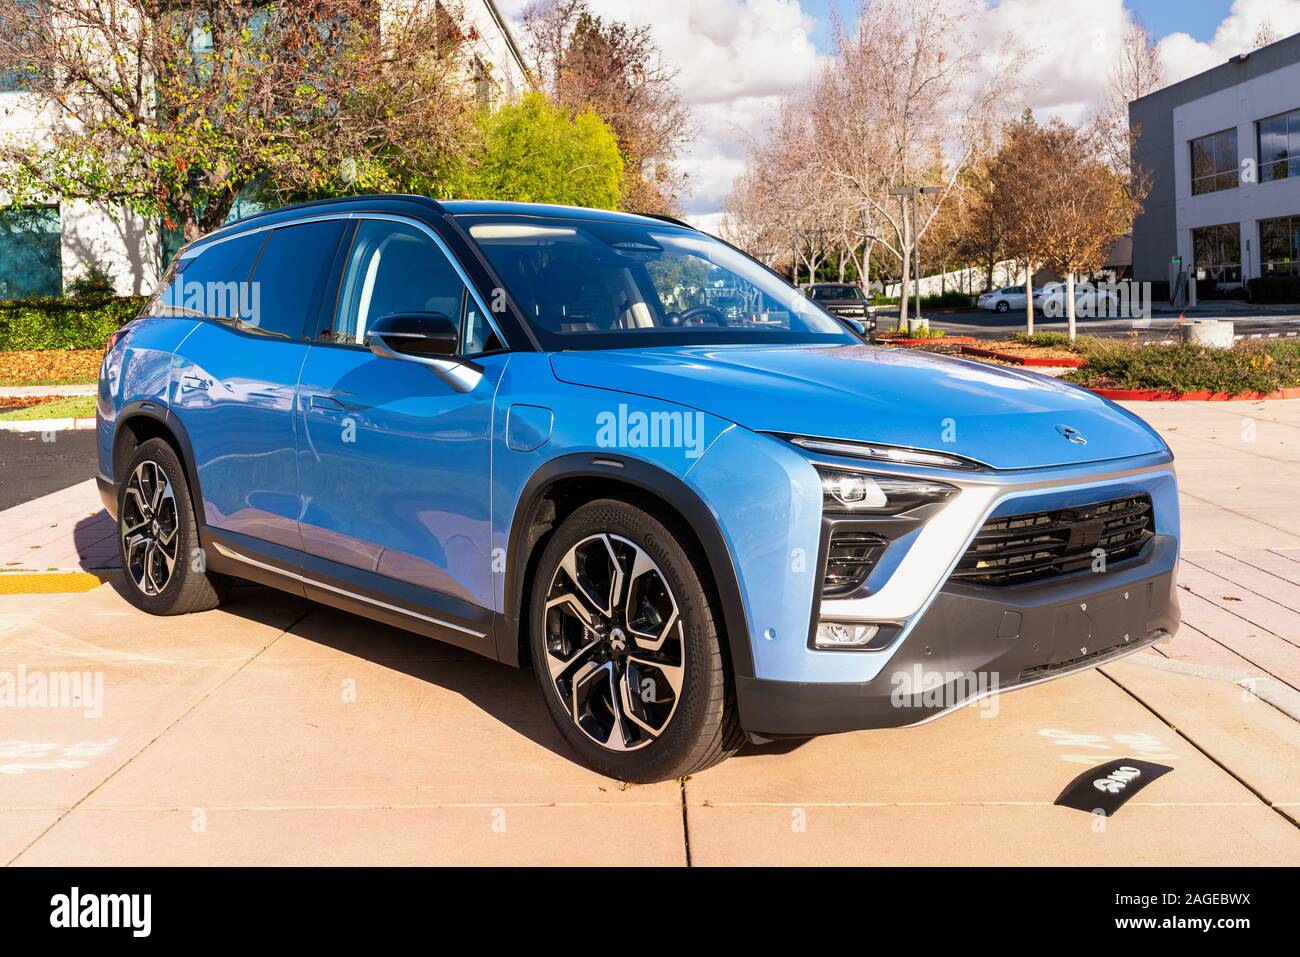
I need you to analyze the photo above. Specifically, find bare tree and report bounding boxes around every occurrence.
[1096,18,1162,212]
[1254,20,1278,49]
[521,0,692,214]
[806,0,1019,328]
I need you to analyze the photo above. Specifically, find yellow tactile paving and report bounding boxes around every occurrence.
[0,572,110,594]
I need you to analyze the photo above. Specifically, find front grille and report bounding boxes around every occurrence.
[823,530,889,597]
[951,494,1154,587]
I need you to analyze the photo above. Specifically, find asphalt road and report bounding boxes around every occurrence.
[0,430,98,511]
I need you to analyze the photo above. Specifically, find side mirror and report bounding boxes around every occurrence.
[367,311,482,393]
[367,311,458,358]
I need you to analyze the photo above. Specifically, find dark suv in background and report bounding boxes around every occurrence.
[802,283,877,333]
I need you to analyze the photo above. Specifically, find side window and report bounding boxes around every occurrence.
[330,220,478,349]
[462,304,503,355]
[154,231,265,319]
[246,220,347,338]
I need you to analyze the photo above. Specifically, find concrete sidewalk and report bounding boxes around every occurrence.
[2,400,1299,865]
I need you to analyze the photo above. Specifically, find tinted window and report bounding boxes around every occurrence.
[330,220,468,347]
[1190,128,1238,195]
[463,215,853,351]
[0,205,61,298]
[248,220,346,338]
[810,285,863,300]
[154,231,265,320]
[1259,109,1300,184]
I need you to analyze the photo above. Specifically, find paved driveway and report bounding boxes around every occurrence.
[2,401,1299,865]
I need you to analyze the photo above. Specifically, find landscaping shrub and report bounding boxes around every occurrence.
[0,296,143,350]
[1247,276,1300,305]
[66,262,117,298]
[1011,331,1073,349]
[1063,339,1300,394]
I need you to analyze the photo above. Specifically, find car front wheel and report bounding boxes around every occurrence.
[117,437,231,616]
[529,498,743,782]
[995,300,1010,313]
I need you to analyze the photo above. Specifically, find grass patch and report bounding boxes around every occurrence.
[0,395,96,421]
[0,349,101,385]
[1062,339,1300,394]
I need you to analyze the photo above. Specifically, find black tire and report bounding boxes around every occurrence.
[116,437,232,615]
[529,498,744,782]
[995,300,1010,313]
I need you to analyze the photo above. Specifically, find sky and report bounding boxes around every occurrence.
[495,0,1300,229]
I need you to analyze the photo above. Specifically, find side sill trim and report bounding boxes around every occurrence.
[209,541,486,639]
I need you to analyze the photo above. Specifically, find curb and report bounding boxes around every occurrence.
[877,336,978,347]
[0,416,96,433]
[960,345,1086,368]
[1086,387,1300,402]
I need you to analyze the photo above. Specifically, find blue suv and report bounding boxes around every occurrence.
[98,196,1181,782]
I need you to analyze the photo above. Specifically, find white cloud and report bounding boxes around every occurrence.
[496,0,824,215]
[1157,0,1300,85]
[496,0,1298,219]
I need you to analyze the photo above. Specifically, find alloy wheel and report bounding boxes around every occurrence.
[542,534,685,752]
[120,460,180,597]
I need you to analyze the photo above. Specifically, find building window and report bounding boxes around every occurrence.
[1258,109,1300,184]
[1260,215,1300,278]
[1190,128,1239,196]
[0,0,40,91]
[0,205,62,300]
[1192,223,1242,287]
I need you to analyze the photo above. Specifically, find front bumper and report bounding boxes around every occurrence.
[736,536,1179,737]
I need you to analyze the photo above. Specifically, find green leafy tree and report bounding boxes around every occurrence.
[456,92,622,208]
[0,0,480,241]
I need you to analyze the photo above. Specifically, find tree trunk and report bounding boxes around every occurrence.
[1025,262,1035,336]
[1066,271,1077,341]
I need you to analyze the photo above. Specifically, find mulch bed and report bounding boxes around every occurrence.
[961,342,1086,367]
[0,349,101,386]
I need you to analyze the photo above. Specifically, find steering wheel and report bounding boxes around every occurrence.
[671,304,730,327]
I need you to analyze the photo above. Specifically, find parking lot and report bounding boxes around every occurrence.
[2,400,1299,866]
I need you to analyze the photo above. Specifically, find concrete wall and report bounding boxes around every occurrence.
[1131,32,1300,284]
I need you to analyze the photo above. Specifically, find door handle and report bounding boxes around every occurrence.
[180,375,209,391]
[309,394,347,412]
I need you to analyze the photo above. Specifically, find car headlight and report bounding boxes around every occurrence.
[817,466,956,514]
[788,435,982,470]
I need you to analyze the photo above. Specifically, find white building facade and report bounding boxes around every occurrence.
[0,0,530,300]
[1131,32,1300,291]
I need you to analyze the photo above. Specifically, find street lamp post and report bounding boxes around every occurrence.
[889,184,944,332]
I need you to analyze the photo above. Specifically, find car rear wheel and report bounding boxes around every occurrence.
[117,438,231,616]
[529,498,743,782]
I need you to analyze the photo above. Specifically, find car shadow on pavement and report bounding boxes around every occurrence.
[72,510,122,573]
[122,576,815,772]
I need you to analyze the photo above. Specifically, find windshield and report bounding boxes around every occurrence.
[459,215,857,350]
[809,284,864,301]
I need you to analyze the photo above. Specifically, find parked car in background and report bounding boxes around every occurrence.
[802,283,878,333]
[98,196,1181,783]
[1034,282,1121,315]
[976,286,1029,313]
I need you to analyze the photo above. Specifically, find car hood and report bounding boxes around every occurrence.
[549,343,1167,470]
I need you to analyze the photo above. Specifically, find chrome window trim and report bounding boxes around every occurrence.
[210,541,487,639]
[178,211,508,353]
